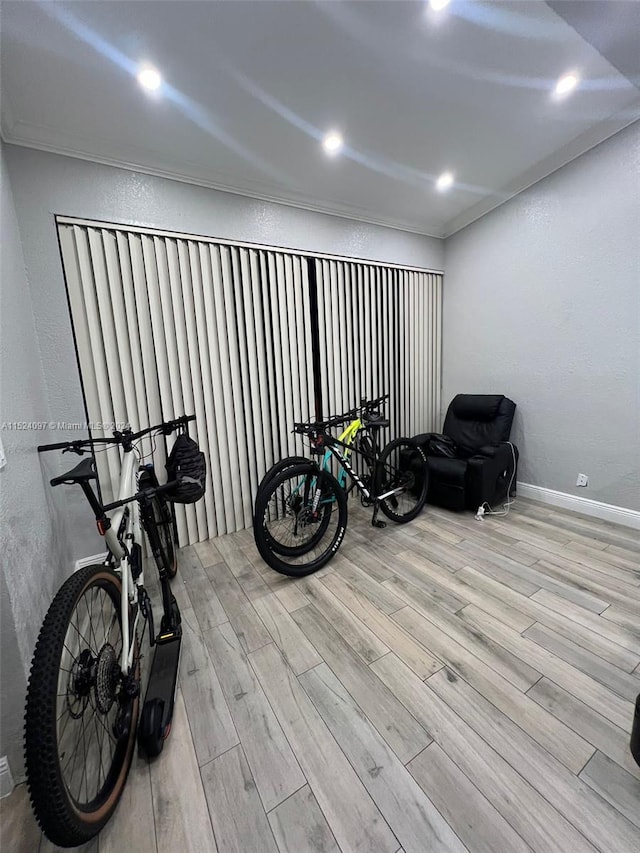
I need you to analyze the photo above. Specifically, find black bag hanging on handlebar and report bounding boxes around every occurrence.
[165,434,206,504]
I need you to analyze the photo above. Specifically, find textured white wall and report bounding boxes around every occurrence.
[0,143,72,778]
[443,123,640,511]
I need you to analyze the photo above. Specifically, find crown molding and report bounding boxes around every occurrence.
[443,107,640,238]
[1,123,444,241]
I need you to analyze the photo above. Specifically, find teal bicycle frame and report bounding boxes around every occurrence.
[295,415,376,510]
[323,416,365,488]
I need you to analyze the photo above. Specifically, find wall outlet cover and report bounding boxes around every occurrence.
[576,473,589,487]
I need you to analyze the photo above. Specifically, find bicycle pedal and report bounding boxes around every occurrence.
[372,519,387,528]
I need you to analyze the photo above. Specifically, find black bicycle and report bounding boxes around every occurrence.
[253,396,428,576]
[25,415,205,848]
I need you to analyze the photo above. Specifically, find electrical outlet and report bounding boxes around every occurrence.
[576,473,589,487]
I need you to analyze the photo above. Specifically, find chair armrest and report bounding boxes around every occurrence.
[412,432,439,446]
[471,442,513,459]
[466,442,518,508]
[475,444,500,458]
[421,434,458,459]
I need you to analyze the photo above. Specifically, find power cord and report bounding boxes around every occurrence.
[475,441,517,520]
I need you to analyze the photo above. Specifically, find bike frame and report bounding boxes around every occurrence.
[309,417,405,505]
[103,448,144,675]
[71,445,153,675]
[323,434,404,502]
[321,417,364,487]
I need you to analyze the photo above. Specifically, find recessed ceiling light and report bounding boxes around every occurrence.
[429,0,451,11]
[554,72,579,97]
[137,65,162,92]
[322,131,344,156]
[436,171,454,191]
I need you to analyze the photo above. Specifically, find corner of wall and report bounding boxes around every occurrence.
[439,123,640,511]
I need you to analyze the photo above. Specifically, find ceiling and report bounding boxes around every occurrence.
[2,1,639,238]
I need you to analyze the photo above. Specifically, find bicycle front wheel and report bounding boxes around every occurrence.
[254,456,309,526]
[256,456,309,500]
[374,438,428,523]
[149,494,178,578]
[24,565,139,848]
[139,469,178,579]
[254,462,348,576]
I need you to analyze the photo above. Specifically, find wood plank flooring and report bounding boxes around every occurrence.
[4,498,640,852]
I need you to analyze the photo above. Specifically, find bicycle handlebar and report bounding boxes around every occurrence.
[37,436,121,453]
[362,393,389,410]
[37,414,196,454]
[128,414,195,440]
[293,394,389,435]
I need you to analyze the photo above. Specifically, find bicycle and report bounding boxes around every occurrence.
[255,393,389,509]
[26,415,204,848]
[253,396,428,576]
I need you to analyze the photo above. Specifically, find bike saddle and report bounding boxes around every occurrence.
[50,457,97,487]
[363,411,390,429]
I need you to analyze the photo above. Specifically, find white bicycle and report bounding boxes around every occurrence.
[25,414,203,848]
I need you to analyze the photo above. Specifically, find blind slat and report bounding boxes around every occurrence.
[314,263,442,440]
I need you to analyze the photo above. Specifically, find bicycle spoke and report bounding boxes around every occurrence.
[67,617,94,657]
[74,707,88,803]
[92,705,104,800]
[58,705,77,753]
[63,717,82,788]
[89,694,110,800]
[100,589,107,646]
[93,703,117,747]
[85,593,99,657]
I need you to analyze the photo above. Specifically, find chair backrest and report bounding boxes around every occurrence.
[442,394,516,454]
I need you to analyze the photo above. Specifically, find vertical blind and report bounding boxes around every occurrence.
[314,259,442,448]
[57,219,442,544]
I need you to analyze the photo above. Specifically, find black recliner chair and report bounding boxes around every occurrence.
[413,394,518,512]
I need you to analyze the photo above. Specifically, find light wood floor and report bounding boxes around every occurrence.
[3,498,640,852]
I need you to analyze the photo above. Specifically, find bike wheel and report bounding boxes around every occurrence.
[254,456,308,523]
[254,456,331,559]
[24,565,139,848]
[374,438,428,523]
[254,462,348,576]
[256,456,308,499]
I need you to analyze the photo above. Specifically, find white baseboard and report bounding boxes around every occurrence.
[0,757,15,799]
[75,552,109,571]
[517,482,640,530]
